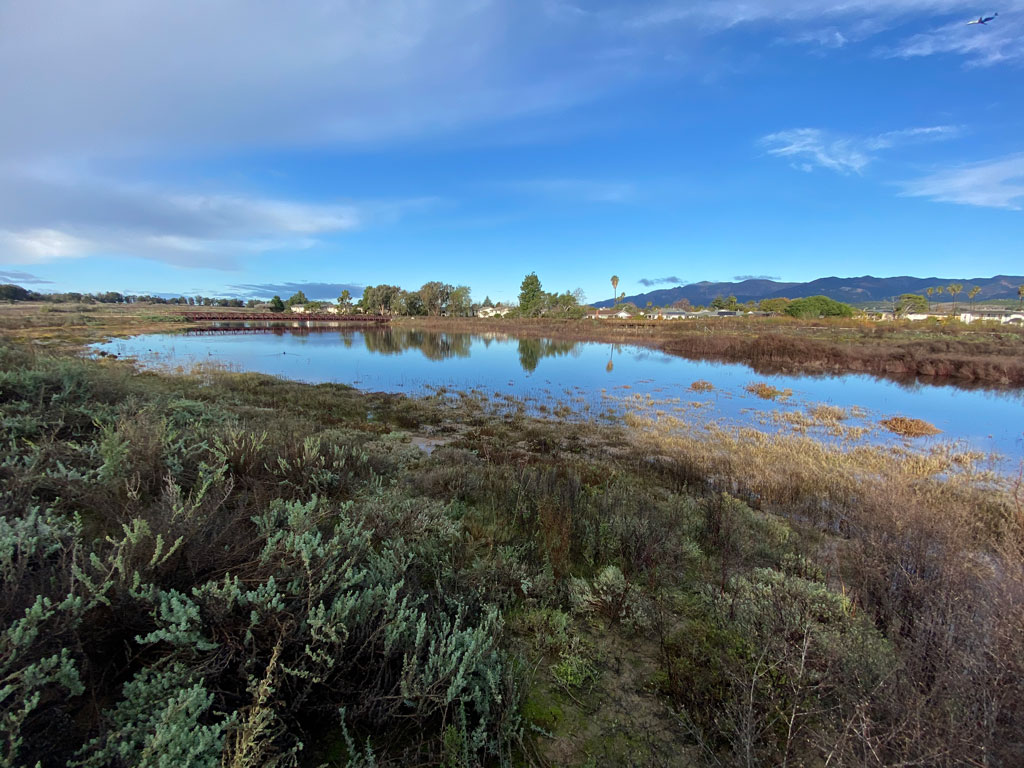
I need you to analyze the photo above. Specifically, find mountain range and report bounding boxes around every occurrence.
[592,275,1024,309]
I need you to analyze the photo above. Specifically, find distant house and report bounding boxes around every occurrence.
[959,309,1024,325]
[290,305,306,314]
[645,309,693,320]
[324,306,340,314]
[477,305,511,318]
[587,308,632,320]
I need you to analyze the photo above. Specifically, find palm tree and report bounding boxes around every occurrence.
[968,286,981,312]
[611,275,620,306]
[947,283,963,315]
[1019,284,1024,310]
[925,286,934,310]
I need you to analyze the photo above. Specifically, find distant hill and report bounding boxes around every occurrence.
[593,275,1024,308]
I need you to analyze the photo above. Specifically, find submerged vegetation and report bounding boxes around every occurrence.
[2,307,1024,765]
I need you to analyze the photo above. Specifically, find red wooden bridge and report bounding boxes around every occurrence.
[179,312,389,323]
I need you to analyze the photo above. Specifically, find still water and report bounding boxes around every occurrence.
[93,325,1024,462]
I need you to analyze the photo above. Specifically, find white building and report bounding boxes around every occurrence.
[587,308,633,319]
[958,309,1024,325]
[477,306,512,318]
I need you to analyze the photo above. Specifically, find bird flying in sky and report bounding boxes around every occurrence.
[966,12,998,24]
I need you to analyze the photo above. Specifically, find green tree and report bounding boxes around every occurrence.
[358,284,402,315]
[895,293,928,316]
[448,285,473,317]
[269,295,286,312]
[611,275,620,306]
[547,290,584,318]
[0,284,33,301]
[925,286,934,310]
[337,289,352,311]
[758,297,791,314]
[419,281,452,316]
[1018,284,1024,309]
[481,296,494,308]
[401,291,426,316]
[286,290,308,306]
[784,295,855,319]
[519,273,544,317]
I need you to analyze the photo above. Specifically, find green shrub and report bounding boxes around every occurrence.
[784,295,855,319]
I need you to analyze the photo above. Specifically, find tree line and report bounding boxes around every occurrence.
[0,284,252,307]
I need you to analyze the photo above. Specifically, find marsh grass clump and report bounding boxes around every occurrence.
[690,380,714,392]
[807,403,849,423]
[880,415,941,437]
[744,381,792,400]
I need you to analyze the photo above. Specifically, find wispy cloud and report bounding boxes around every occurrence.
[502,179,636,203]
[777,28,849,50]
[225,282,365,300]
[0,169,434,267]
[0,269,54,284]
[638,276,684,287]
[623,1,1024,67]
[734,275,781,281]
[623,1,1019,30]
[899,154,1024,210]
[883,11,1024,67]
[761,129,871,174]
[760,125,959,174]
[626,1,963,31]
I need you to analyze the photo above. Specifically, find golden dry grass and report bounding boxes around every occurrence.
[880,416,941,437]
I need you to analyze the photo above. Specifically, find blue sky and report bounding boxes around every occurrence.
[1,0,1022,304]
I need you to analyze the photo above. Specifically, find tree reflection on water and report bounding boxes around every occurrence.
[357,329,580,372]
[360,328,472,361]
[516,337,579,373]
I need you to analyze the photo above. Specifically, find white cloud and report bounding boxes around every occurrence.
[0,229,92,264]
[0,170,432,267]
[761,125,960,174]
[899,154,1024,210]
